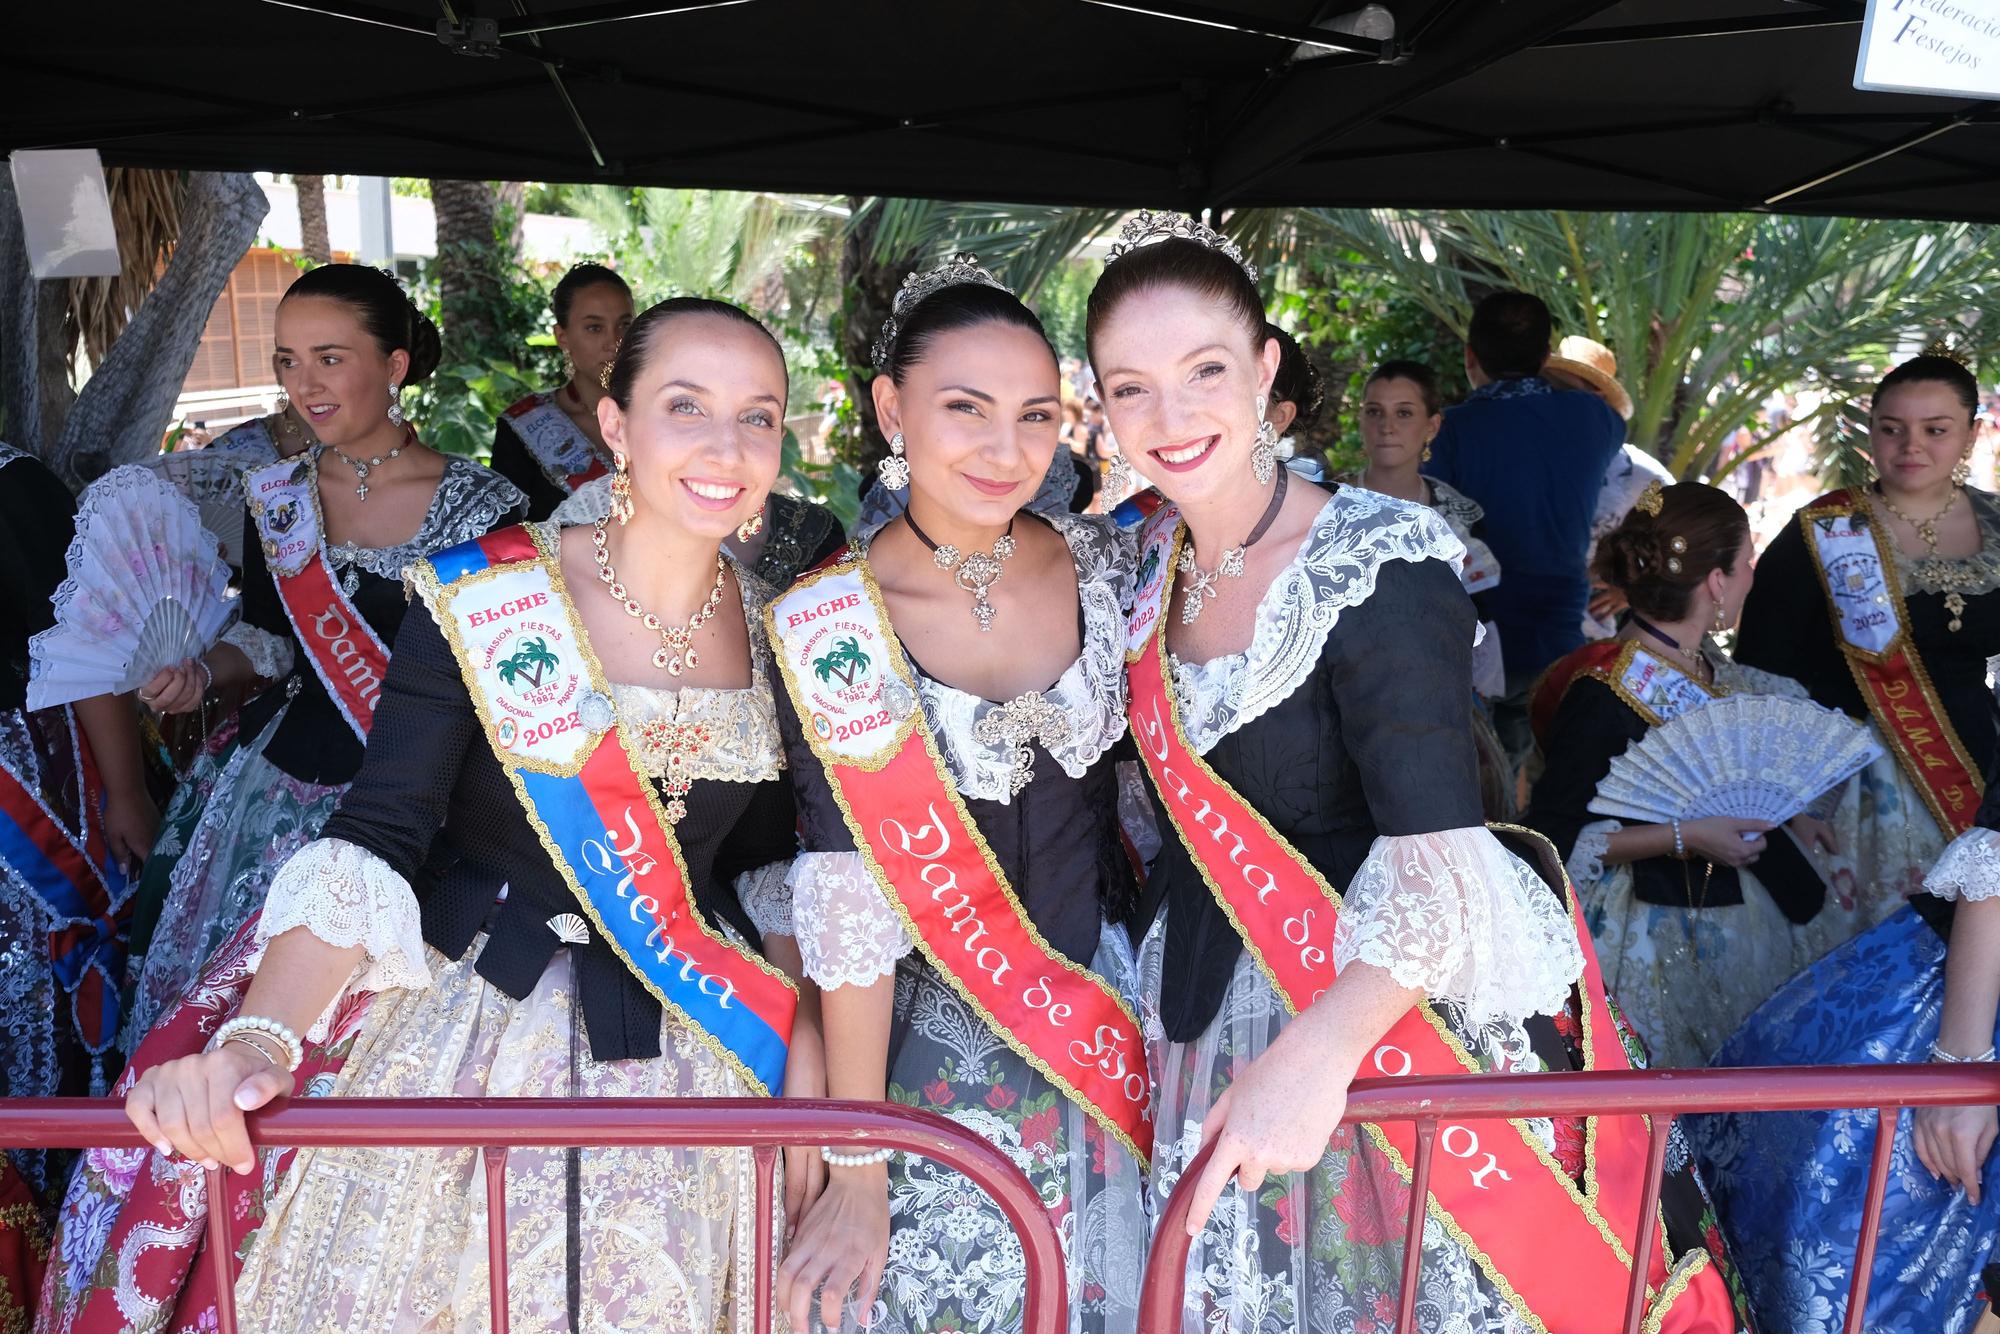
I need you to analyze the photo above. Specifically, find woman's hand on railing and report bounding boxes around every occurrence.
[1914,1102,1998,1204]
[777,1162,891,1332]
[125,1043,291,1175]
[1180,1052,1351,1239]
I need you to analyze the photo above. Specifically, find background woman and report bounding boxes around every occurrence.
[773,259,1146,1334]
[491,262,634,519]
[1525,483,1847,1068]
[1088,218,1741,1332]
[1735,350,2000,924]
[95,297,811,1333]
[117,263,525,1046]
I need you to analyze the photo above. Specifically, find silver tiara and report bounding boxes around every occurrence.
[1104,210,1258,283]
[871,252,1011,372]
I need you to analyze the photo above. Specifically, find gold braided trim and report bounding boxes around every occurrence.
[1578,639,1728,730]
[411,526,794,1097]
[1640,1246,1713,1334]
[1130,517,1662,1320]
[1802,492,1984,834]
[0,1203,48,1261]
[766,556,1151,1169]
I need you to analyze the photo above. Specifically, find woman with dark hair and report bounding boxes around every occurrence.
[1733,347,2000,927]
[1525,482,1845,1068]
[772,255,1147,1334]
[1089,214,1742,1332]
[491,261,634,519]
[71,297,812,1333]
[1691,351,2000,1334]
[37,264,527,1332]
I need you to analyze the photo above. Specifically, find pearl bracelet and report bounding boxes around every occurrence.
[1928,1041,1998,1064]
[213,1015,304,1073]
[1670,819,1687,861]
[820,1146,896,1168]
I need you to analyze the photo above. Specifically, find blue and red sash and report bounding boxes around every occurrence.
[501,392,609,492]
[412,525,793,1093]
[0,713,129,1054]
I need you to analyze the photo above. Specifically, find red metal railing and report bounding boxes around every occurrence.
[1138,1064,2000,1334]
[0,1097,1068,1334]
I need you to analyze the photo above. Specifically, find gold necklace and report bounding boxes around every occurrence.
[1871,484,1972,631]
[591,520,728,676]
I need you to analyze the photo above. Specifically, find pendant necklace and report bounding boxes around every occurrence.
[592,520,729,676]
[1628,613,1712,685]
[1178,465,1288,624]
[327,424,415,500]
[1871,484,1971,632]
[904,510,1017,632]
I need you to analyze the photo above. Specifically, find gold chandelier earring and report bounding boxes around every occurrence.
[1953,450,1973,487]
[609,451,636,526]
[737,508,764,543]
[1422,435,1435,464]
[1712,597,1727,638]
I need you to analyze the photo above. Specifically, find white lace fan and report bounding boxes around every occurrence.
[137,445,268,569]
[1588,694,1883,827]
[26,466,235,709]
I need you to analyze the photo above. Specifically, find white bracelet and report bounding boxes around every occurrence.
[213,1015,304,1073]
[820,1146,896,1168]
[1929,1040,1998,1064]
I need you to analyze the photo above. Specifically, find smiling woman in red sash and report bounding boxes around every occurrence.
[771,256,1149,1334]
[115,264,525,1049]
[1526,482,1850,1069]
[1089,215,1743,1333]
[1734,346,2000,926]
[94,297,811,1332]
[491,262,634,519]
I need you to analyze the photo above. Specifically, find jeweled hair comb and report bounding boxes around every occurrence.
[871,252,1011,372]
[1103,210,1258,283]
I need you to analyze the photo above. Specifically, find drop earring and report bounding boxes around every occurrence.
[1422,436,1434,464]
[1250,394,1278,486]
[609,451,635,526]
[737,508,764,543]
[561,349,575,382]
[1953,451,1973,487]
[275,391,291,414]
[386,382,406,427]
[1104,449,1132,496]
[879,432,911,491]
[1712,598,1727,639]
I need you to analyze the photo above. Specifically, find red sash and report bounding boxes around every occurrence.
[1126,507,1730,1331]
[1530,639,1724,746]
[768,559,1152,1166]
[1802,489,1982,834]
[245,457,389,741]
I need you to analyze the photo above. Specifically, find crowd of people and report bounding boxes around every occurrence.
[0,210,1995,1333]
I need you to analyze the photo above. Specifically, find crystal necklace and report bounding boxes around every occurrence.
[592,520,729,676]
[327,425,414,500]
[904,511,1017,632]
[1178,465,1289,624]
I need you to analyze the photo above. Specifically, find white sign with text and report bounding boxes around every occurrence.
[1854,0,2000,100]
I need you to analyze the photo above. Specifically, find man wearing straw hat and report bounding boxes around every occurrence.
[1423,293,1628,767]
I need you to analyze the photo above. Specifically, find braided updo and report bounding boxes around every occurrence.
[1593,482,1750,621]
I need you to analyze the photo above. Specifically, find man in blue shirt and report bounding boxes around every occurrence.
[1423,291,1627,765]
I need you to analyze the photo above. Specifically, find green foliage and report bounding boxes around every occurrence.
[566,186,824,309]
[406,242,558,459]
[853,199,1122,300]
[1035,261,1094,361]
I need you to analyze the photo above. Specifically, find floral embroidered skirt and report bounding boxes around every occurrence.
[1138,912,1751,1334]
[43,928,774,1334]
[120,708,343,1051]
[1689,906,2000,1334]
[1828,746,1949,932]
[828,924,1149,1334]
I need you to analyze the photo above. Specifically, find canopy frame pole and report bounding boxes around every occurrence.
[1764,108,1981,206]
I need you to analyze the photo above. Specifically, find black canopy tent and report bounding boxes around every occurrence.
[1,0,1996,219]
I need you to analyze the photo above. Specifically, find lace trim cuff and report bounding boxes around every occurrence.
[1924,827,2000,903]
[220,619,294,681]
[1332,827,1584,1027]
[736,860,795,937]
[254,837,432,1040]
[790,851,912,988]
[1567,819,1621,888]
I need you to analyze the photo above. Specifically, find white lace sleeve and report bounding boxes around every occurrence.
[736,860,795,937]
[1332,828,1584,1026]
[251,837,432,1039]
[1925,828,2000,902]
[1567,819,1621,888]
[219,618,294,680]
[789,851,913,988]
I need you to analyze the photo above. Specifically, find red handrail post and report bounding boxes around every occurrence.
[1391,1118,1437,1334]
[1841,1105,1902,1334]
[204,1165,238,1334]
[1617,1117,1672,1334]
[753,1145,778,1334]
[483,1145,512,1334]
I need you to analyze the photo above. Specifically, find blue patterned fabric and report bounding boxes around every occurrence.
[1688,906,2000,1334]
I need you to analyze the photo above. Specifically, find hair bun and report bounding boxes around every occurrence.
[404,302,442,390]
[1592,513,1663,592]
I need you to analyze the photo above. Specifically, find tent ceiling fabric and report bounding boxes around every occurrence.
[4,0,1998,219]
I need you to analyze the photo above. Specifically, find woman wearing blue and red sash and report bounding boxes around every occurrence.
[1088,215,1744,1333]
[99,297,814,1332]
[771,257,1149,1334]
[116,264,525,1050]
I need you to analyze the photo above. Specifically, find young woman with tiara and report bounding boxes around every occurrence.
[1732,345,2000,928]
[69,296,814,1333]
[1091,213,1745,1332]
[1525,482,1848,1070]
[771,255,1148,1334]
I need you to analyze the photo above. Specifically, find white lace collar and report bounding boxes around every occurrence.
[1169,486,1466,755]
[856,510,1133,804]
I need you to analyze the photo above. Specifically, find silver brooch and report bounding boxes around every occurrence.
[881,676,918,723]
[971,691,1074,795]
[577,689,617,734]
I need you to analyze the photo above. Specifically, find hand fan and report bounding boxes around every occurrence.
[137,444,267,569]
[1587,694,1882,827]
[26,466,235,709]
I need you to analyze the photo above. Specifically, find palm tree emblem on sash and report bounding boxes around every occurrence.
[812,636,871,689]
[498,636,560,694]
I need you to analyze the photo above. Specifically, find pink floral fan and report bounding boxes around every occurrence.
[27,466,234,709]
